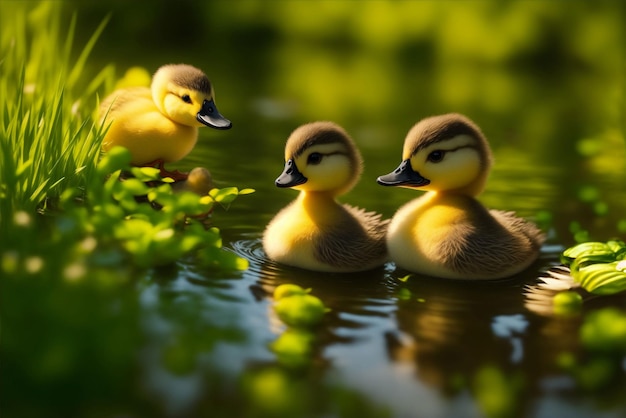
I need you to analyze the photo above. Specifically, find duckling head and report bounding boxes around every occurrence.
[151,64,231,129]
[377,113,493,196]
[275,122,363,196]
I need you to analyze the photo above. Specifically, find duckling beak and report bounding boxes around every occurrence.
[197,99,232,129]
[275,158,307,188]
[377,159,430,187]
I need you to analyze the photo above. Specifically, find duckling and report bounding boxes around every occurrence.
[263,122,388,272]
[99,64,231,180]
[377,113,544,280]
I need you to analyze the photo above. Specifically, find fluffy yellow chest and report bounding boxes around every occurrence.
[262,194,344,271]
[387,192,472,278]
[101,88,198,164]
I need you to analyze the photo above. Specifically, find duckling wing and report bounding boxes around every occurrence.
[489,210,545,250]
[343,204,390,239]
[314,205,388,270]
[98,87,152,122]
[439,204,544,278]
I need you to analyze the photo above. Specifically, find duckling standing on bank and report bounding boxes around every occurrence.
[99,64,231,181]
[263,122,388,272]
[377,113,544,280]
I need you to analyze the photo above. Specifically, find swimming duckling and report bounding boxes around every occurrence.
[377,113,544,280]
[263,122,388,272]
[99,64,231,180]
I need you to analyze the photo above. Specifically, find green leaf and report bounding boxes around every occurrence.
[210,187,240,204]
[274,294,328,327]
[147,183,174,203]
[575,262,626,295]
[563,242,614,261]
[130,166,162,181]
[119,178,150,196]
[397,274,412,282]
[98,146,132,175]
[608,240,626,259]
[16,160,33,178]
[570,253,619,271]
[178,234,204,253]
[117,218,153,238]
[153,228,175,242]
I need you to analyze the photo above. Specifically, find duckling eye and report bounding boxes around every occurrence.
[427,150,445,163]
[181,94,192,104]
[307,152,323,165]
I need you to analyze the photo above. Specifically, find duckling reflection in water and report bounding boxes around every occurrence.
[378,113,544,280]
[98,64,231,181]
[263,122,388,272]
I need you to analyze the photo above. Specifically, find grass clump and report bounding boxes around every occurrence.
[0,2,113,223]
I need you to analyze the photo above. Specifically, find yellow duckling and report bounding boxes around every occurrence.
[263,122,388,272]
[377,113,545,280]
[99,64,231,180]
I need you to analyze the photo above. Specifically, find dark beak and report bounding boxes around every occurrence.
[275,158,307,188]
[197,98,232,129]
[377,159,430,187]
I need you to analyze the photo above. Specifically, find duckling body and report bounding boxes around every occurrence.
[378,113,544,280]
[263,122,388,272]
[99,64,231,178]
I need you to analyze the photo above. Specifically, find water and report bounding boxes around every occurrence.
[130,108,625,417]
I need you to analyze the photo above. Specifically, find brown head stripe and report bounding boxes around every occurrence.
[170,66,212,95]
[292,129,348,160]
[412,119,483,155]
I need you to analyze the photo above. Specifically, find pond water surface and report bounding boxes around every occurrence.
[137,107,624,417]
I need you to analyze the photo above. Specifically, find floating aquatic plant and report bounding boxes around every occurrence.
[269,284,330,369]
[562,240,626,295]
[273,284,329,328]
[526,240,626,315]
